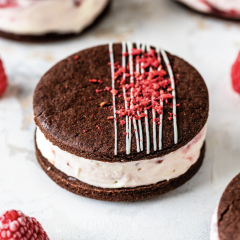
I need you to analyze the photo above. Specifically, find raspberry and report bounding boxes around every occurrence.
[0,0,18,8]
[0,59,7,97]
[231,51,240,95]
[0,210,49,240]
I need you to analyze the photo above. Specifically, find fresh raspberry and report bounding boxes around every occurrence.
[231,51,240,95]
[0,210,49,240]
[0,59,7,97]
[0,0,17,8]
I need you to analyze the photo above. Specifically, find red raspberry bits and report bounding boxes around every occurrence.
[0,59,7,97]
[104,86,111,91]
[0,210,49,240]
[131,48,142,55]
[89,46,179,124]
[110,89,118,96]
[96,89,102,94]
[89,79,97,83]
[231,51,240,95]
[100,102,107,107]
[120,120,126,126]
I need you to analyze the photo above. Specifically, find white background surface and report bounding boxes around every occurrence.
[0,0,240,239]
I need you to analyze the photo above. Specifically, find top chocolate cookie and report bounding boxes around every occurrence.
[33,43,209,162]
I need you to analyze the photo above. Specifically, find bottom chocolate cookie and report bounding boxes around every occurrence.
[0,30,78,43]
[35,138,206,202]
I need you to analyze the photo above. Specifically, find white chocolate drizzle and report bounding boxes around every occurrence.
[121,42,140,154]
[122,42,130,154]
[147,44,157,152]
[160,49,178,144]
[127,41,140,153]
[141,43,150,154]
[109,42,118,155]
[156,46,164,150]
[109,42,178,155]
[136,42,144,151]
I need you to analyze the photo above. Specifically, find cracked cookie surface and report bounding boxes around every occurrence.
[218,173,240,240]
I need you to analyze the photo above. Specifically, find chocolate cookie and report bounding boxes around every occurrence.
[218,173,240,240]
[33,42,209,201]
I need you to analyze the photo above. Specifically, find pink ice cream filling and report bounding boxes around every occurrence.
[36,125,207,189]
